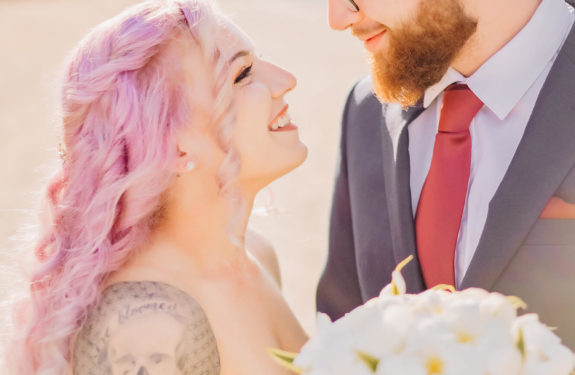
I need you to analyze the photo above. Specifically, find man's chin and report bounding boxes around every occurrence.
[365,0,478,107]
[370,56,425,107]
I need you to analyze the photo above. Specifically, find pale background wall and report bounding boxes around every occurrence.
[0,0,368,369]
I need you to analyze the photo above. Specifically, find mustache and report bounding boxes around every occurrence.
[351,24,388,40]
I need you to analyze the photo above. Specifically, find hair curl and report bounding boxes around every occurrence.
[8,1,240,374]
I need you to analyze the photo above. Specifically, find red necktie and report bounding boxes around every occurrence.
[415,84,483,288]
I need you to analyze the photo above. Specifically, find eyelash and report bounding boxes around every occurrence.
[234,65,253,84]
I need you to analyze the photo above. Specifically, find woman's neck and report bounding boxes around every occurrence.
[136,179,259,277]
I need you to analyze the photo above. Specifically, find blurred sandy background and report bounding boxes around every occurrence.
[0,0,368,369]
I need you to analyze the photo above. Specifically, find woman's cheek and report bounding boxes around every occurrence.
[237,84,273,129]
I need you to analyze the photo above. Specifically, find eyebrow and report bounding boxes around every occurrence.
[229,50,251,64]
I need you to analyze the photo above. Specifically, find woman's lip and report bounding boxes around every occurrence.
[364,30,386,53]
[271,123,298,132]
[269,104,289,128]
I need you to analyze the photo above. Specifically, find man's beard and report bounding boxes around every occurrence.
[370,0,477,107]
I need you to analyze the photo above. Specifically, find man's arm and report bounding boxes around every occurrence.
[72,281,220,375]
[316,85,364,320]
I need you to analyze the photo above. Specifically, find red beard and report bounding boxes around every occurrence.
[370,0,477,107]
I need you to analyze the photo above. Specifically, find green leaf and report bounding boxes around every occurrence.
[268,348,303,374]
[357,351,380,372]
[516,328,526,357]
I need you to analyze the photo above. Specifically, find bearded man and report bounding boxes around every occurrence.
[317,0,575,348]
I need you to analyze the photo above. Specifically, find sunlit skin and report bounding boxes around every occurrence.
[104,20,308,375]
[222,22,308,193]
[328,0,541,77]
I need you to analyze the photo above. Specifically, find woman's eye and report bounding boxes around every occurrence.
[345,0,359,12]
[234,65,253,84]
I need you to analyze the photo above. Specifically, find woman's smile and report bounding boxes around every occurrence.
[268,105,298,132]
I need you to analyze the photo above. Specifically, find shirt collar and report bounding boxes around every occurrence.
[423,0,574,120]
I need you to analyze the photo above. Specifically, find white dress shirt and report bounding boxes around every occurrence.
[408,0,574,287]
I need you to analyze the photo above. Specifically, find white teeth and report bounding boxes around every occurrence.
[270,113,291,130]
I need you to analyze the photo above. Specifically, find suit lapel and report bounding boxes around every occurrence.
[381,103,426,293]
[461,26,575,290]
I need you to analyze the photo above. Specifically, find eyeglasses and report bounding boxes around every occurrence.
[344,0,360,12]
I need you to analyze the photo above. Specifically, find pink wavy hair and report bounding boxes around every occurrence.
[8,1,241,374]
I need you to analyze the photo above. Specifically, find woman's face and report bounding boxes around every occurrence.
[214,21,308,190]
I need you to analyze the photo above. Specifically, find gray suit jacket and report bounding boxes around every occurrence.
[317,19,575,348]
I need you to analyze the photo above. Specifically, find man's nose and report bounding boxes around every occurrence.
[328,0,362,30]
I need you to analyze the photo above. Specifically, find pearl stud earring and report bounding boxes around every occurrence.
[186,161,196,172]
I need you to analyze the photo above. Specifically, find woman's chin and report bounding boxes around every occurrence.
[293,142,309,168]
[243,144,309,192]
[279,142,308,177]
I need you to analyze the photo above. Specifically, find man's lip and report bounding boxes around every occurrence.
[359,29,386,42]
[269,104,288,127]
[363,30,386,53]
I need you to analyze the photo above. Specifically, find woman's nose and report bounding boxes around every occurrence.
[266,63,297,98]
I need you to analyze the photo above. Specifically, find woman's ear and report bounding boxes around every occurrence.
[175,125,224,176]
[176,145,197,174]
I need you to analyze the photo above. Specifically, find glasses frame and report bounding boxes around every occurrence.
[344,0,360,12]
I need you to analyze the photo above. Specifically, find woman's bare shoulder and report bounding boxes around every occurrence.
[72,281,220,375]
[245,229,282,288]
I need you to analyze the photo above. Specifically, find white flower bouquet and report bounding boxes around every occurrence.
[271,256,575,375]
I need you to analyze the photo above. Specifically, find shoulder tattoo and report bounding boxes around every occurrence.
[72,281,220,375]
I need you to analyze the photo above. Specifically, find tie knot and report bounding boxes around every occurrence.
[439,84,484,133]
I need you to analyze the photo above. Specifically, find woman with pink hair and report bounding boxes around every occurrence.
[8,1,309,374]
